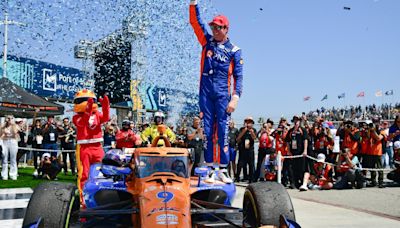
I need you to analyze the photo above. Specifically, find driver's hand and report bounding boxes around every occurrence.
[226,95,239,113]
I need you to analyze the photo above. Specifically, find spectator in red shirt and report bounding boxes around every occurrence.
[115,120,141,149]
[308,154,333,190]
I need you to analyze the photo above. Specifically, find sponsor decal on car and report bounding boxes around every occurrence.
[147,207,180,216]
[156,214,178,225]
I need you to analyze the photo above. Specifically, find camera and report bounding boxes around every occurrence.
[368,123,375,129]
[345,124,352,129]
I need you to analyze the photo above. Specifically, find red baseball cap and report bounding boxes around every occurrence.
[209,15,229,27]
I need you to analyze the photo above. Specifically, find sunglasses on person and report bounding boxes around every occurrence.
[210,25,226,31]
[73,97,97,104]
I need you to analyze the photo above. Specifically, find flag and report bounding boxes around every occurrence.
[338,93,345,99]
[385,90,394,96]
[356,91,365,97]
[303,96,311,101]
[375,90,382,97]
[321,94,328,101]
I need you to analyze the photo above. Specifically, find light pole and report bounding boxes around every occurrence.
[74,39,95,89]
[0,5,25,78]
[124,1,150,125]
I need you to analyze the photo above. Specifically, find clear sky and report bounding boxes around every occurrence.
[208,0,400,121]
[2,0,400,122]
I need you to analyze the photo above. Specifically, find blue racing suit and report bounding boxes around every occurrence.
[189,3,243,166]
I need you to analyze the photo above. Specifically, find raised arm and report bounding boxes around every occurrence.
[99,95,110,124]
[189,0,210,46]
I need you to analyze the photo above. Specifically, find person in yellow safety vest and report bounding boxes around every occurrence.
[141,112,176,146]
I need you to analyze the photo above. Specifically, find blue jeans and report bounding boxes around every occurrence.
[43,143,59,157]
[383,146,394,168]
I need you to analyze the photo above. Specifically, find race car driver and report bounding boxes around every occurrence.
[189,0,243,183]
[141,112,176,147]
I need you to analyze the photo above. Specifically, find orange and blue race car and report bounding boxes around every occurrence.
[22,125,298,227]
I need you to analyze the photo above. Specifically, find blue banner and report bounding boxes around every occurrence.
[0,55,93,101]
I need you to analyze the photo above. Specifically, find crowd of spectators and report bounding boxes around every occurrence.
[230,113,400,192]
[0,115,75,180]
[1,104,399,191]
[305,103,400,122]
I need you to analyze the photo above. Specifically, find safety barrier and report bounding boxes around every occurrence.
[276,151,396,184]
[17,145,112,153]
[13,146,110,168]
[18,147,75,153]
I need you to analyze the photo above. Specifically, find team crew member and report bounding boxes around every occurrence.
[189,0,243,183]
[141,112,176,146]
[73,89,110,206]
[115,120,141,149]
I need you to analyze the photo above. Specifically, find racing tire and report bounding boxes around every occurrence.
[23,182,79,228]
[243,182,295,227]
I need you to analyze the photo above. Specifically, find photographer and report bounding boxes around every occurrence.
[58,117,76,176]
[253,120,275,182]
[227,120,239,178]
[285,115,308,189]
[38,152,63,180]
[342,120,360,156]
[313,123,334,157]
[274,123,295,188]
[28,119,43,177]
[42,115,59,158]
[236,117,257,183]
[334,149,364,189]
[187,117,204,175]
[359,121,371,176]
[368,120,385,188]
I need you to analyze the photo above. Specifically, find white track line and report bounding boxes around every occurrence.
[0,188,33,195]
[0,199,29,210]
[0,219,23,228]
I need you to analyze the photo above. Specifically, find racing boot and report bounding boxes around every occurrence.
[218,169,233,183]
[205,168,217,183]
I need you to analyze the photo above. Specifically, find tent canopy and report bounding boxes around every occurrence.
[0,77,64,118]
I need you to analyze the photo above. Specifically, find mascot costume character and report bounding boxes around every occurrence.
[72,89,110,206]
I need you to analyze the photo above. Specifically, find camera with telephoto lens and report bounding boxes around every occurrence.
[345,124,352,129]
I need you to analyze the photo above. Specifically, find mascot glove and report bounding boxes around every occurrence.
[99,94,110,107]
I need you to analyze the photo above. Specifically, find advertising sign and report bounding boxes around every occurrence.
[0,55,93,101]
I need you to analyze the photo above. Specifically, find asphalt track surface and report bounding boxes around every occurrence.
[232,184,400,228]
[1,184,399,227]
